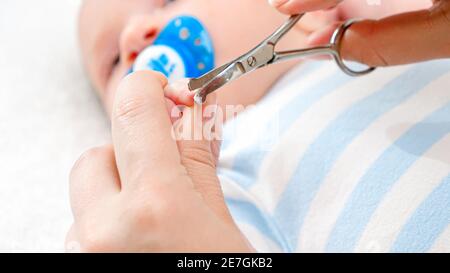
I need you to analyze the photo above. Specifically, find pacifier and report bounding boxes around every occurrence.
[131,15,215,82]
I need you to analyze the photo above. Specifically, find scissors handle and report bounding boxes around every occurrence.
[273,45,335,63]
[191,16,376,104]
[272,19,375,77]
[329,19,376,76]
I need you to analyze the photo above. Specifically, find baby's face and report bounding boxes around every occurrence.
[79,0,294,114]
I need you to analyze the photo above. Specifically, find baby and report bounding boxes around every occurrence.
[78,0,444,253]
[79,0,430,114]
[78,0,311,117]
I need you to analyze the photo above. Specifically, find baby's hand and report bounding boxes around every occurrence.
[164,79,196,107]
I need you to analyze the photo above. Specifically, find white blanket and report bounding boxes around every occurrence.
[0,0,110,252]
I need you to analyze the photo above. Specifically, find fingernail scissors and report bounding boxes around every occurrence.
[188,14,375,104]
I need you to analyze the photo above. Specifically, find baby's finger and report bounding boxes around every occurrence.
[164,79,195,107]
[270,0,342,15]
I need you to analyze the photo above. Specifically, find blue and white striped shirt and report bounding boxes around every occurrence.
[218,60,450,253]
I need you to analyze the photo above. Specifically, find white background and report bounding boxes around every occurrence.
[0,0,110,252]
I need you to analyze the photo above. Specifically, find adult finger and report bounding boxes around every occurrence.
[309,1,450,67]
[65,224,81,253]
[172,90,232,222]
[111,71,183,188]
[69,145,120,219]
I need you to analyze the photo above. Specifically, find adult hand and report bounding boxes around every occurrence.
[271,0,450,67]
[269,0,343,14]
[66,71,252,252]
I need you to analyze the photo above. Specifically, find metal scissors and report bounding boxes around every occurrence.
[189,14,375,104]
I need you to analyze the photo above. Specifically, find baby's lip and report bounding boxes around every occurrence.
[144,29,157,40]
[125,44,155,77]
[128,51,139,62]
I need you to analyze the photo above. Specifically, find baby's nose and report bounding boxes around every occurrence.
[119,16,160,67]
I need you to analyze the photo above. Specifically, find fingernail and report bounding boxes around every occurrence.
[268,0,289,8]
[193,92,205,105]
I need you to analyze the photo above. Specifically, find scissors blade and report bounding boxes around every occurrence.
[187,15,305,103]
[188,62,231,91]
[189,42,276,103]
[193,61,246,103]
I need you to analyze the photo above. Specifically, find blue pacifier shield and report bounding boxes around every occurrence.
[131,16,215,81]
